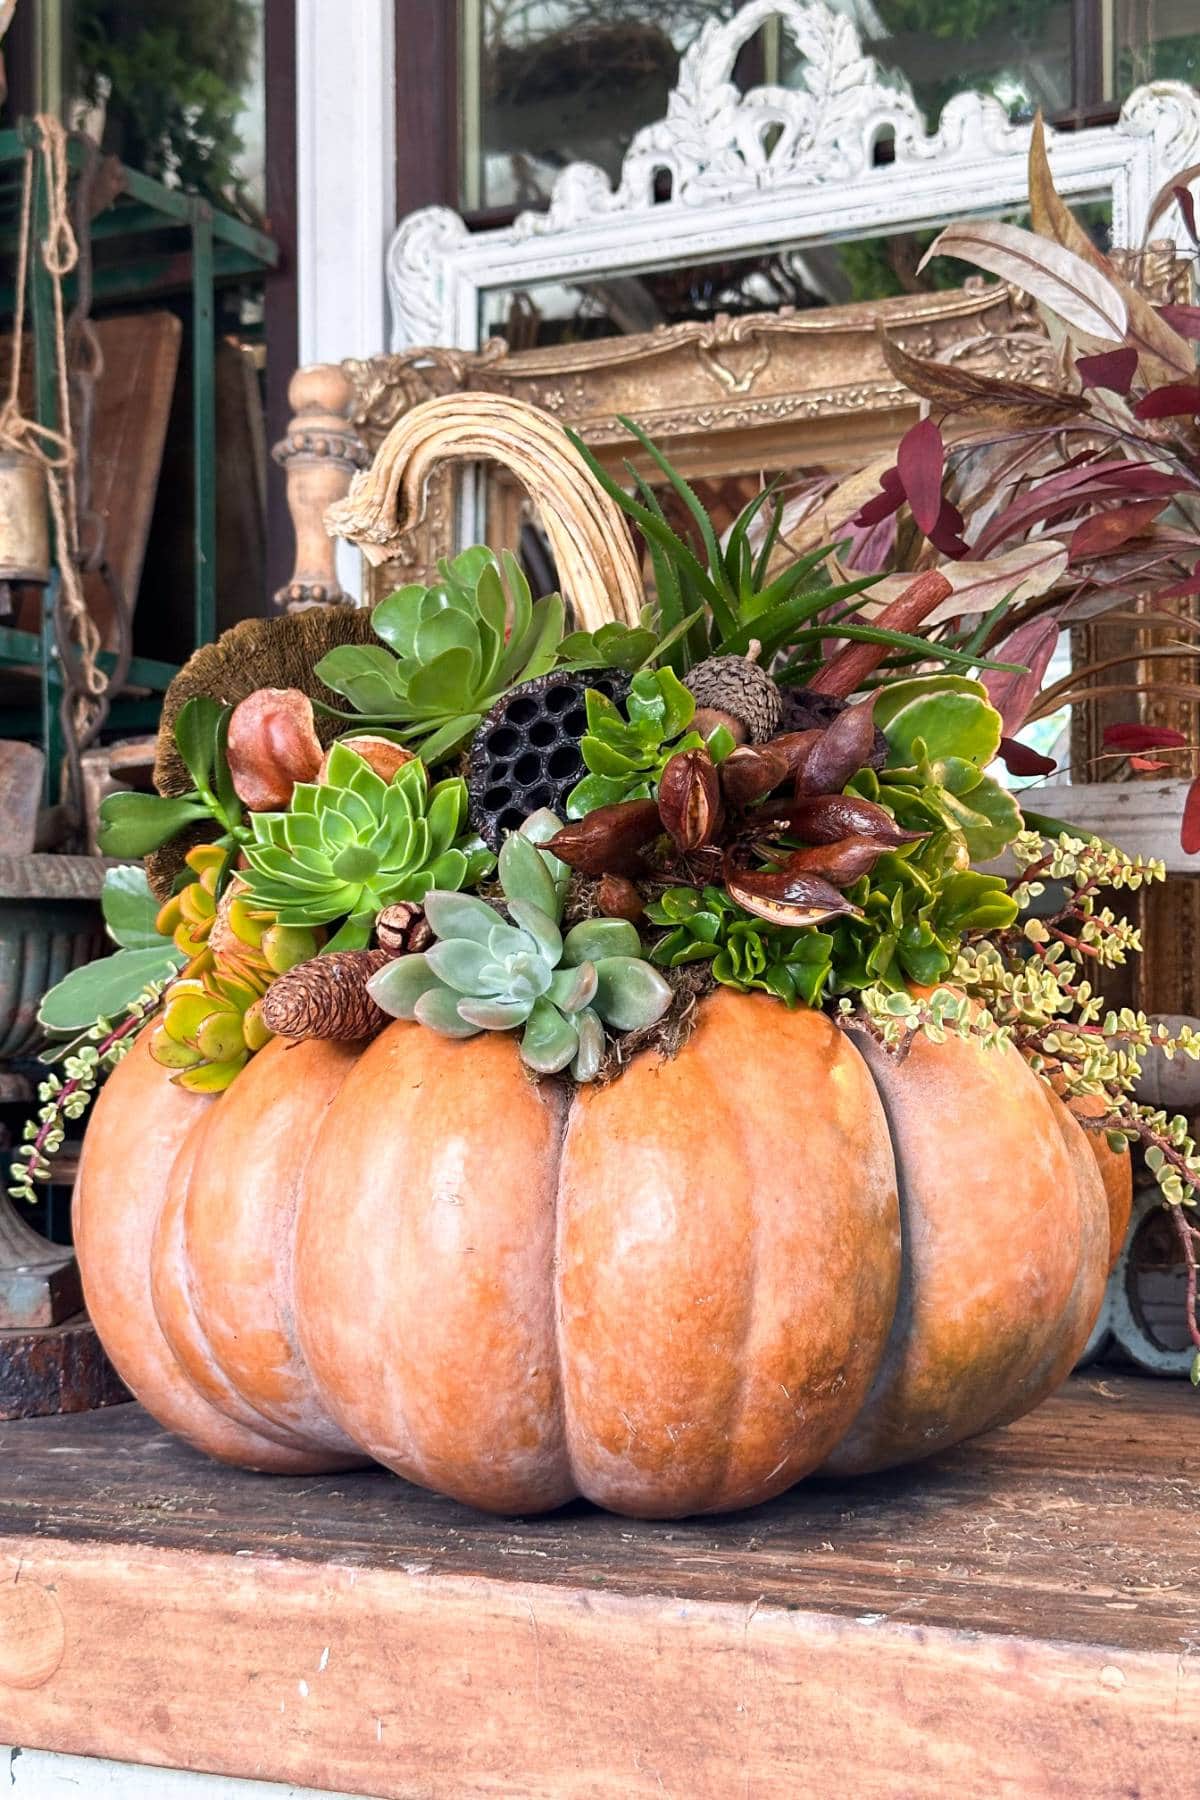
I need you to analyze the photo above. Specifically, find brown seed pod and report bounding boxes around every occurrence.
[320,735,414,785]
[795,698,879,797]
[771,835,893,889]
[375,902,432,957]
[758,793,926,848]
[723,860,862,928]
[545,800,663,876]
[658,747,723,852]
[226,687,325,812]
[260,949,393,1043]
[596,875,646,923]
[719,742,790,810]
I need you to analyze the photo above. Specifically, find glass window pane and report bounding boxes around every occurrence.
[782,0,1073,125]
[1112,0,1200,92]
[65,0,265,219]
[463,1,738,213]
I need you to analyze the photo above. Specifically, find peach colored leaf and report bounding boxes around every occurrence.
[920,220,1127,342]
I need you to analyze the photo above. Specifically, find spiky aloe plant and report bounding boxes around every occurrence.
[239,743,493,951]
[309,547,571,764]
[368,812,672,1080]
[567,416,1020,691]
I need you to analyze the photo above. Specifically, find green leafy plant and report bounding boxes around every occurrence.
[240,743,493,952]
[37,865,186,1036]
[646,886,835,1006]
[312,548,580,764]
[97,694,245,860]
[369,817,672,1079]
[852,675,1023,862]
[566,667,733,818]
[566,417,1021,689]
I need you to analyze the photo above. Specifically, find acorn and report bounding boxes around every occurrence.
[684,640,782,745]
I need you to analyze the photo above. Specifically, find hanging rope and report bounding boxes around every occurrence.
[0,115,109,806]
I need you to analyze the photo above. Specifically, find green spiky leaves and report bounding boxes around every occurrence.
[240,743,493,951]
[368,813,672,1079]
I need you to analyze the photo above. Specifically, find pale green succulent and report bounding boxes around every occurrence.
[240,743,493,951]
[368,811,672,1080]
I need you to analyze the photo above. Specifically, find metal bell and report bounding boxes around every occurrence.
[0,446,51,586]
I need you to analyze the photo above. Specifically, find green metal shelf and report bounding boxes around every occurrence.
[0,121,278,801]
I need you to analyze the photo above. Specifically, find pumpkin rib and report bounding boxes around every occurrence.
[293,1022,577,1513]
[555,991,901,1518]
[822,1020,1100,1478]
[75,1033,342,1473]
[172,1037,366,1461]
[982,1093,1111,1432]
[149,1111,339,1458]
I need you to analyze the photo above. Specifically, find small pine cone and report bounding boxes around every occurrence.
[375,902,432,957]
[260,949,393,1043]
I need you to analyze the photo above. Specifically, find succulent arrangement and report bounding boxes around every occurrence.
[14,395,1200,1379]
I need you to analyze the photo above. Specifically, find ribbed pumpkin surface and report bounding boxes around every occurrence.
[74,989,1115,1518]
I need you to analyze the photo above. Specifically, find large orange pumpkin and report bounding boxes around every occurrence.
[74,987,1123,1518]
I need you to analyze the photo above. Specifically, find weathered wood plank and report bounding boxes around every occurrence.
[0,1378,1195,1797]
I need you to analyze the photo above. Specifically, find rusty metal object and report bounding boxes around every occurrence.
[0,854,107,1061]
[0,1312,128,1420]
[0,740,45,855]
[0,446,51,586]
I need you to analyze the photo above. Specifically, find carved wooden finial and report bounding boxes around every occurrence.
[326,392,645,631]
[272,363,370,613]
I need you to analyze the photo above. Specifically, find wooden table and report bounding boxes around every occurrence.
[0,1375,1196,1798]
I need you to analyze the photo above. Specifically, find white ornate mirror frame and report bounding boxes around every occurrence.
[386,0,1200,353]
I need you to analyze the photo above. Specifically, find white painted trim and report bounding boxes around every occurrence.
[296,0,396,599]
[1,1745,375,1799]
[1032,779,1197,873]
[296,0,396,367]
[385,0,1200,352]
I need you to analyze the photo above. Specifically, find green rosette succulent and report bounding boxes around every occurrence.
[566,667,733,819]
[311,547,571,765]
[240,742,494,951]
[368,813,672,1080]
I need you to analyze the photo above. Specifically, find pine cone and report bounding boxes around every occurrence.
[375,903,433,957]
[260,949,393,1043]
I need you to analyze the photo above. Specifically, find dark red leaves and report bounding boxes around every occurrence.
[997,737,1057,778]
[853,422,966,557]
[1174,184,1199,249]
[1158,563,1200,602]
[896,418,945,534]
[1075,346,1139,395]
[1182,776,1200,856]
[1158,304,1200,341]
[854,465,906,529]
[1068,499,1167,563]
[981,614,1061,735]
[1102,722,1188,753]
[1133,383,1200,421]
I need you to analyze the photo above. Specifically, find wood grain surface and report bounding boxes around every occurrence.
[0,1376,1195,1798]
